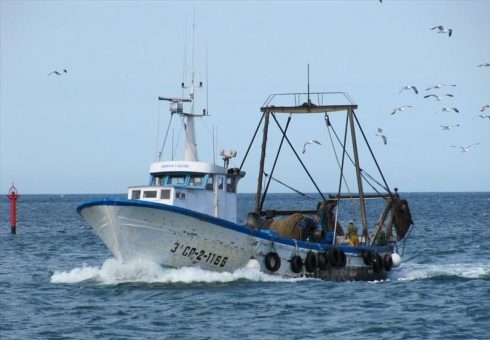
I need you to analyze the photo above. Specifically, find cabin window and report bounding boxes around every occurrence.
[226,176,236,193]
[143,190,157,198]
[161,189,171,199]
[167,175,186,186]
[151,176,164,186]
[205,175,214,190]
[189,174,205,188]
[131,190,141,199]
[176,191,186,199]
[218,177,224,190]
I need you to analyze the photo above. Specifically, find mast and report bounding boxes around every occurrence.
[255,110,270,213]
[347,107,369,242]
[184,13,199,162]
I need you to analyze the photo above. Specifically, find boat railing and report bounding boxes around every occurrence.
[260,92,358,114]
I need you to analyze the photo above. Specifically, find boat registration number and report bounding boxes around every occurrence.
[170,242,228,267]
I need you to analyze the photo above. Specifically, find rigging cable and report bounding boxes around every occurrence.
[325,114,351,194]
[239,113,265,171]
[270,113,326,201]
[327,114,387,194]
[158,113,174,161]
[259,115,292,211]
[352,111,392,196]
[263,173,315,200]
[332,112,350,244]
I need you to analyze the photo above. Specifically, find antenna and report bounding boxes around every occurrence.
[307,64,311,106]
[206,46,209,116]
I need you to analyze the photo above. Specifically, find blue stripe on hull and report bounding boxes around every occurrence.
[77,198,391,254]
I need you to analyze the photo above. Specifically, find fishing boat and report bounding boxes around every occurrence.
[77,77,413,281]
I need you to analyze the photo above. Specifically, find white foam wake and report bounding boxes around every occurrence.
[392,262,490,281]
[50,258,304,285]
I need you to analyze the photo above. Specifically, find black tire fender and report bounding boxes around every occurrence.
[264,252,281,272]
[290,255,303,273]
[383,253,393,272]
[363,249,374,266]
[372,252,383,273]
[305,252,318,273]
[318,251,329,270]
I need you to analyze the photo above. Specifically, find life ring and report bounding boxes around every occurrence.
[383,253,393,271]
[318,252,329,270]
[372,252,383,273]
[264,252,281,272]
[305,252,318,273]
[362,249,374,266]
[290,255,303,273]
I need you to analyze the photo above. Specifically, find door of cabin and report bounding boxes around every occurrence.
[215,175,227,219]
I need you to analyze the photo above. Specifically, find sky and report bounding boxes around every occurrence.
[1,0,489,195]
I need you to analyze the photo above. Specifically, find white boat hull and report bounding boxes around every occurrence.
[78,199,394,281]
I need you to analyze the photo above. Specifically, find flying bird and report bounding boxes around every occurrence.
[399,85,418,95]
[302,140,321,154]
[478,114,490,119]
[440,125,460,131]
[431,25,452,37]
[425,84,456,91]
[478,63,490,67]
[480,104,490,112]
[48,69,67,76]
[424,94,454,101]
[442,107,459,113]
[391,105,412,115]
[375,128,387,145]
[449,143,479,153]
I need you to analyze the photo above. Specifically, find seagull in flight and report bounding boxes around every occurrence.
[375,128,387,145]
[442,107,459,113]
[449,143,479,153]
[391,105,412,115]
[478,63,490,67]
[478,114,490,119]
[425,84,456,91]
[48,69,67,76]
[399,85,418,95]
[431,25,452,37]
[440,124,460,131]
[424,94,454,101]
[302,140,321,154]
[480,104,490,112]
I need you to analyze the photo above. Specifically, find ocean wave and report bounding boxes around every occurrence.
[50,258,305,285]
[392,262,490,281]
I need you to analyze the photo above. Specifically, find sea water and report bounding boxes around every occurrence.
[1,193,489,339]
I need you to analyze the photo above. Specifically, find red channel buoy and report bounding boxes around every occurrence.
[7,183,20,234]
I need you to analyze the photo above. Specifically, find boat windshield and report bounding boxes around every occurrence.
[150,173,216,191]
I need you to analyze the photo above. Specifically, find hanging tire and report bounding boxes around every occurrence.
[305,252,318,273]
[338,249,347,268]
[290,255,303,273]
[363,249,374,266]
[327,248,345,268]
[318,252,329,270]
[327,247,338,267]
[264,252,281,272]
[372,252,383,273]
[383,253,393,272]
